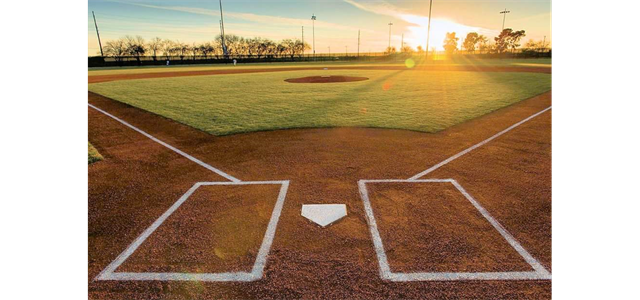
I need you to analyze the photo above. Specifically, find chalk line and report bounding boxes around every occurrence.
[88,103,241,182]
[358,179,551,281]
[408,106,551,180]
[96,180,290,282]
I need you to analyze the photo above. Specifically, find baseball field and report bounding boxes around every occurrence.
[88,59,551,299]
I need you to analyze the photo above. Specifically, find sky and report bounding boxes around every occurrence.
[88,0,551,56]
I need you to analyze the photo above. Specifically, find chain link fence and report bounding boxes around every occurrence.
[89,49,550,68]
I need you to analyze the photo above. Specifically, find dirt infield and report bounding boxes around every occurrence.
[117,184,282,274]
[88,65,551,84]
[366,181,534,273]
[89,81,551,299]
[285,75,369,83]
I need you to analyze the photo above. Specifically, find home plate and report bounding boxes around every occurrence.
[301,204,347,227]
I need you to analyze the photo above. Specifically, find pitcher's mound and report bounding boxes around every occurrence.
[285,76,369,83]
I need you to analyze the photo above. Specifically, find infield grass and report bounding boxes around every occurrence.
[88,142,103,164]
[88,69,551,135]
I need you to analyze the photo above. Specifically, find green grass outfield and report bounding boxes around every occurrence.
[88,58,551,76]
[88,69,551,136]
[88,142,103,164]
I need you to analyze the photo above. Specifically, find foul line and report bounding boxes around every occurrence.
[408,106,552,180]
[90,104,293,282]
[88,103,241,183]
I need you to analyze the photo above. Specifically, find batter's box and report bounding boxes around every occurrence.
[95,180,289,282]
[358,179,551,281]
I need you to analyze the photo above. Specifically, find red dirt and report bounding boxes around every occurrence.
[88,65,551,83]
[367,181,533,273]
[118,184,282,274]
[89,89,551,299]
[285,75,369,83]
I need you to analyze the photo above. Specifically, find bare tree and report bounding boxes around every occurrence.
[104,31,434,64]
[162,39,174,60]
[125,35,146,64]
[174,41,189,60]
[211,40,223,58]
[188,42,198,60]
[147,37,163,61]
[246,37,262,57]
[294,39,310,57]
[103,39,127,62]
[261,40,276,58]
[198,42,215,59]
[280,39,296,59]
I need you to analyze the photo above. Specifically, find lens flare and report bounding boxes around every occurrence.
[405,58,416,68]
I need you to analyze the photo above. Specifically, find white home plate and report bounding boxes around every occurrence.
[301,204,347,227]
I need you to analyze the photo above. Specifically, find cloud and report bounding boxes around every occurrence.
[510,12,551,23]
[343,0,406,17]
[343,0,498,49]
[115,1,364,32]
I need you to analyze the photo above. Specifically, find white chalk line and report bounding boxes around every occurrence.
[90,103,291,281]
[408,106,551,180]
[88,103,241,183]
[96,180,290,282]
[358,179,551,281]
[91,101,552,282]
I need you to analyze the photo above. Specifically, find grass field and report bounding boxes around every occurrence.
[88,69,551,135]
[88,142,103,164]
[88,58,551,76]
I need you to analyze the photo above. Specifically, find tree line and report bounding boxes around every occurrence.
[103,34,311,62]
[101,28,548,61]
[383,28,548,55]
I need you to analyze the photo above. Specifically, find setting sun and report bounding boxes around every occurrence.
[401,15,491,50]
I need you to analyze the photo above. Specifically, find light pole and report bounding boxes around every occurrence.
[328,46,331,56]
[312,14,316,58]
[302,26,304,56]
[500,9,510,31]
[388,22,393,53]
[426,0,433,59]
[92,11,103,57]
[345,46,348,57]
[357,29,361,57]
[219,0,228,57]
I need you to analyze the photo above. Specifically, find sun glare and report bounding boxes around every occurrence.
[400,14,493,50]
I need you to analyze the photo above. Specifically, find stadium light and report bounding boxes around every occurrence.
[500,9,511,31]
[388,22,393,52]
[426,0,433,59]
[219,0,228,56]
[92,11,104,57]
[312,14,316,58]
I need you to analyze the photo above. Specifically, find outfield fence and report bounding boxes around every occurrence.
[88,49,551,68]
